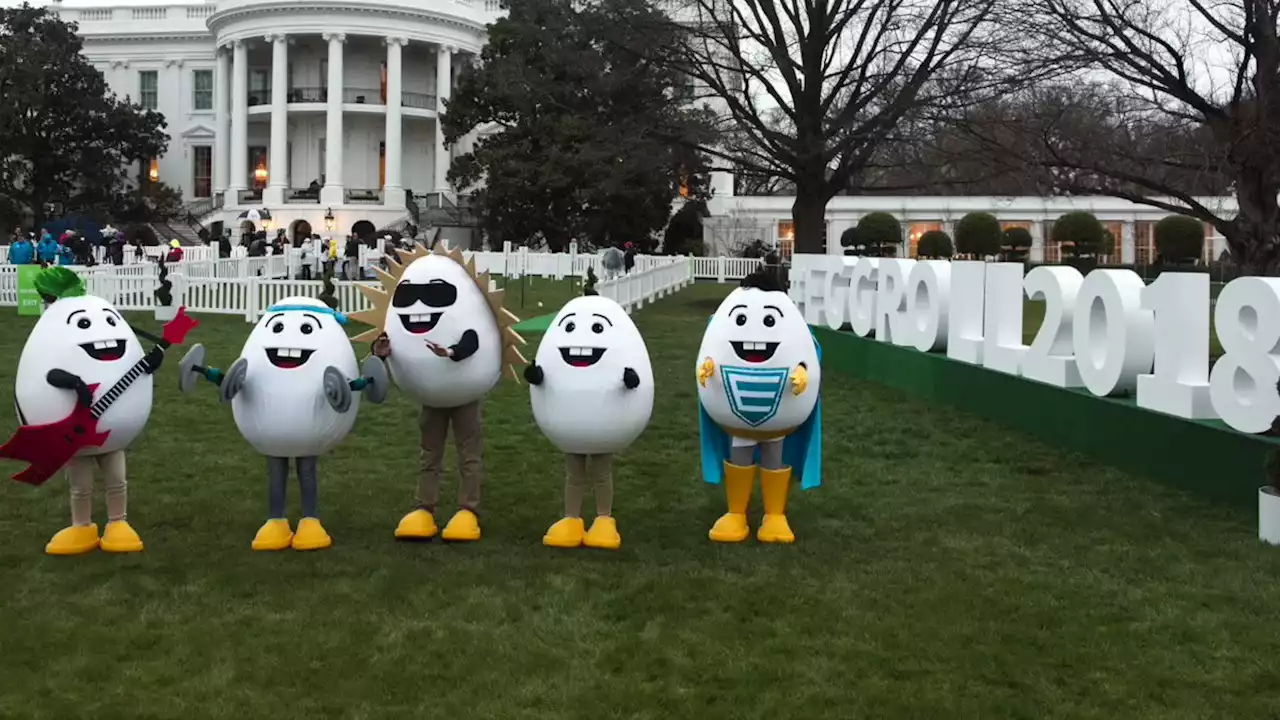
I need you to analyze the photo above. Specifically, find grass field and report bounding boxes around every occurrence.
[1,282,1278,718]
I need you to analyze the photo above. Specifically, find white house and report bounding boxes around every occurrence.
[51,0,1237,263]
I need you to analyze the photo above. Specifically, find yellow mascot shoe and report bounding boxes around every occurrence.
[394,508,439,540]
[708,512,750,543]
[251,518,294,551]
[542,517,585,548]
[45,523,100,556]
[583,516,621,550]
[757,467,796,544]
[100,520,144,553]
[441,509,481,542]
[292,517,333,551]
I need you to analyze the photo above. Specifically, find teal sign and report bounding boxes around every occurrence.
[16,265,42,316]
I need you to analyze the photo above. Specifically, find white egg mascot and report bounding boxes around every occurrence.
[526,295,653,550]
[696,270,822,545]
[2,267,181,556]
[349,243,526,545]
[178,296,388,552]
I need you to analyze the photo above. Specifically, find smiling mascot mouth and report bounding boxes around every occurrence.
[80,339,127,361]
[730,341,779,363]
[266,347,316,369]
[398,312,443,335]
[559,346,606,367]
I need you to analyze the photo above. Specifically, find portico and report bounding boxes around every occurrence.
[212,30,470,212]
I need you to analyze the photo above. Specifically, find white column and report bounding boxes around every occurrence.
[1121,219,1136,264]
[320,32,346,205]
[434,44,454,192]
[214,46,231,195]
[228,40,248,197]
[264,33,289,205]
[1029,219,1045,263]
[383,36,405,204]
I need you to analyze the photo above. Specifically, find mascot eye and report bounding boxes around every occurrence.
[763,315,776,327]
[734,314,747,326]
[592,323,604,334]
[272,322,284,334]
[565,321,576,333]
[301,324,314,335]
[77,317,91,330]
[105,316,117,327]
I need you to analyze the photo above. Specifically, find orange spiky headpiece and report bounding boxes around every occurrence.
[348,241,528,382]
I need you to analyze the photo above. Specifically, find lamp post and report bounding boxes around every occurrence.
[324,207,335,232]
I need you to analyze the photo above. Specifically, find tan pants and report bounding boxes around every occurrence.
[564,453,614,518]
[418,401,485,513]
[68,451,127,526]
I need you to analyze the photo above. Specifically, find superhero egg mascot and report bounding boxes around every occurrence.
[351,242,526,543]
[178,296,388,551]
[696,270,822,544]
[526,295,653,550]
[0,267,198,555]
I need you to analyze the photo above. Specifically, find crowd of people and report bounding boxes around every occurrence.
[8,227,188,268]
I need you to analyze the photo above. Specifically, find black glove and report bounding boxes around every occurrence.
[47,369,92,408]
[142,346,165,374]
[524,363,544,385]
[622,367,639,389]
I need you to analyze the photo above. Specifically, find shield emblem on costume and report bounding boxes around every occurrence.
[720,365,788,427]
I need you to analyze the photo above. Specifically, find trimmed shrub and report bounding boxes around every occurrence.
[916,230,953,259]
[955,212,1002,257]
[1051,211,1105,259]
[1002,226,1033,262]
[839,226,857,248]
[583,266,599,295]
[1155,215,1205,265]
[854,212,902,257]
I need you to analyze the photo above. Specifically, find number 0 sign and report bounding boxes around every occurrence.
[792,257,1280,434]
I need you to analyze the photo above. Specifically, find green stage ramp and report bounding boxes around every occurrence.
[814,327,1278,509]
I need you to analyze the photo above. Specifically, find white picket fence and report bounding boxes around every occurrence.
[598,255,695,312]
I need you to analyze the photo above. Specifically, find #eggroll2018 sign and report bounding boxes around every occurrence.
[788,255,1280,435]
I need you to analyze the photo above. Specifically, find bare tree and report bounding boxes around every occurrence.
[653,0,1030,253]
[980,0,1280,274]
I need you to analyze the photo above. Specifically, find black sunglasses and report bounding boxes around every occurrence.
[393,281,458,309]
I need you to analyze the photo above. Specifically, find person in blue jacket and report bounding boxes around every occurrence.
[57,233,76,266]
[36,231,59,265]
[9,233,35,265]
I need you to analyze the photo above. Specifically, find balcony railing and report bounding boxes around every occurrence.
[285,187,322,204]
[248,91,269,107]
[238,189,264,203]
[346,188,383,204]
[403,92,438,110]
[343,88,384,105]
[288,87,327,103]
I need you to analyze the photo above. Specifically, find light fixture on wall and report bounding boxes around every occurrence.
[253,165,268,182]
[324,208,335,231]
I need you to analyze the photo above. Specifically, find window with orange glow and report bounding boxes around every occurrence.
[1042,220,1062,263]
[778,221,794,260]
[147,157,159,183]
[380,62,387,103]
[908,222,941,257]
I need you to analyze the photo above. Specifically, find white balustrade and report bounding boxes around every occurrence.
[597,255,694,313]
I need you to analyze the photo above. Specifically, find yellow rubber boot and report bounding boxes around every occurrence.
[583,516,621,550]
[45,523,99,556]
[441,509,481,542]
[292,517,333,551]
[251,518,294,551]
[757,468,795,544]
[543,517,585,548]
[708,463,754,543]
[100,520,144,553]
[394,508,439,540]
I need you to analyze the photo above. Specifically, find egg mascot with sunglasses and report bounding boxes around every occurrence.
[350,243,525,544]
[178,296,389,551]
[696,270,822,544]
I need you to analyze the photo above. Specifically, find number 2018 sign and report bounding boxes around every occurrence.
[790,256,1280,434]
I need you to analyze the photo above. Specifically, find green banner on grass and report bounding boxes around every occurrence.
[17,265,43,316]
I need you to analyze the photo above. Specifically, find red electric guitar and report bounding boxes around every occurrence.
[0,308,199,486]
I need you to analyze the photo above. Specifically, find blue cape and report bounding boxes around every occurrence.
[698,328,823,490]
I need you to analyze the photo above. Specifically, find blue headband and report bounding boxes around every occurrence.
[266,304,348,325]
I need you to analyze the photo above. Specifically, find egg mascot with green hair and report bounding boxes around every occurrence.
[0,267,197,555]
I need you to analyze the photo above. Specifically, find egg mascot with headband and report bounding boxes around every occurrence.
[350,242,526,543]
[178,296,388,551]
[525,295,653,550]
[696,270,822,544]
[0,267,198,555]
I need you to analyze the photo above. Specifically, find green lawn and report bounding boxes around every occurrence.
[0,283,1278,718]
